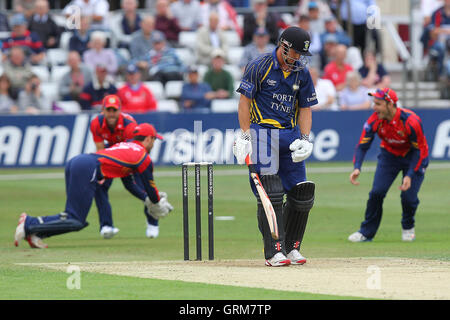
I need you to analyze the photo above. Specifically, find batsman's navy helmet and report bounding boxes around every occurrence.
[278,26,312,71]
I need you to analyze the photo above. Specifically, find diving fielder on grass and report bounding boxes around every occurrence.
[14,123,173,249]
[90,95,161,239]
[348,88,429,242]
[233,27,317,267]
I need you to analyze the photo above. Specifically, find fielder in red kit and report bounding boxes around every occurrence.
[14,123,173,249]
[348,88,429,243]
[90,95,162,239]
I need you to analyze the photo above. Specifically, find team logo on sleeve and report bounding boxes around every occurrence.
[239,80,254,95]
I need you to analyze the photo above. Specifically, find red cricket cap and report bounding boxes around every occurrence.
[133,123,163,140]
[102,94,121,109]
[368,87,398,104]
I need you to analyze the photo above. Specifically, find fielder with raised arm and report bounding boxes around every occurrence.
[233,27,318,267]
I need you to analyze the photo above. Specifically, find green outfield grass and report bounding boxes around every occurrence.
[0,162,449,300]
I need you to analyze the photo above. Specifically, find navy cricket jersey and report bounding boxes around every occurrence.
[237,48,317,129]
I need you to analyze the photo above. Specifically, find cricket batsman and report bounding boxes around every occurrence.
[233,27,318,266]
[90,95,161,239]
[348,88,429,242]
[14,123,173,248]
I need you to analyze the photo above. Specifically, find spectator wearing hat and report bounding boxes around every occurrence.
[2,46,34,99]
[83,31,118,76]
[2,13,46,65]
[239,27,276,71]
[69,15,92,57]
[203,49,234,99]
[79,64,118,110]
[196,12,229,64]
[59,51,93,102]
[319,16,351,48]
[323,44,353,91]
[117,64,158,113]
[242,0,281,46]
[180,66,214,111]
[170,0,203,32]
[155,0,182,45]
[146,32,185,85]
[320,33,338,69]
[28,0,62,49]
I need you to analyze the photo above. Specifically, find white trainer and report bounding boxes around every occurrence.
[287,249,307,265]
[146,224,159,238]
[100,226,119,239]
[348,231,370,242]
[14,213,27,247]
[402,228,415,241]
[26,234,48,249]
[265,252,291,267]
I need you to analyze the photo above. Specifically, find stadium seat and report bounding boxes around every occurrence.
[175,48,194,66]
[55,100,81,113]
[31,66,50,82]
[157,99,179,113]
[52,14,67,28]
[224,31,241,47]
[41,82,59,102]
[346,46,364,71]
[47,49,68,66]
[228,47,244,66]
[165,80,184,99]
[60,31,72,50]
[211,99,239,113]
[144,81,165,100]
[224,64,242,81]
[0,31,11,40]
[198,65,209,79]
[51,65,70,82]
[118,48,131,61]
[179,31,197,49]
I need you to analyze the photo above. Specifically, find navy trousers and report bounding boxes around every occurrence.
[360,149,426,239]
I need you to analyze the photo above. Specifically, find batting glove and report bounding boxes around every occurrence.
[233,129,252,165]
[290,137,313,162]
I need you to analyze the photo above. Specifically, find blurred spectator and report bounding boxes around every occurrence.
[147,32,185,85]
[323,44,353,91]
[339,0,376,53]
[79,64,117,110]
[69,15,92,57]
[59,51,93,102]
[201,0,241,33]
[117,63,157,113]
[309,67,338,111]
[320,33,338,70]
[28,0,62,49]
[320,16,351,48]
[0,12,10,32]
[203,48,234,99]
[0,75,18,114]
[196,12,229,64]
[180,66,214,111]
[358,50,390,89]
[17,74,51,114]
[63,0,110,30]
[242,0,281,46]
[14,0,36,20]
[83,31,118,76]
[239,27,276,70]
[339,71,370,110]
[130,15,159,75]
[155,0,182,45]
[2,47,34,98]
[2,14,46,65]
[170,0,203,31]
[114,0,142,48]
[296,15,321,55]
[421,0,444,26]
[304,1,327,35]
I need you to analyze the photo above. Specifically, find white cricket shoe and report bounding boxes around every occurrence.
[100,226,119,239]
[402,228,415,241]
[146,224,159,239]
[26,234,48,249]
[14,213,27,247]
[348,231,370,242]
[265,252,291,267]
[287,249,307,265]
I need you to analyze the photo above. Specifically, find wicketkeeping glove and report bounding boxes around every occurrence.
[145,193,173,220]
[290,137,313,162]
[233,129,252,164]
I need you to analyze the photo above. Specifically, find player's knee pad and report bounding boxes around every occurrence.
[283,181,315,252]
[28,212,88,238]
